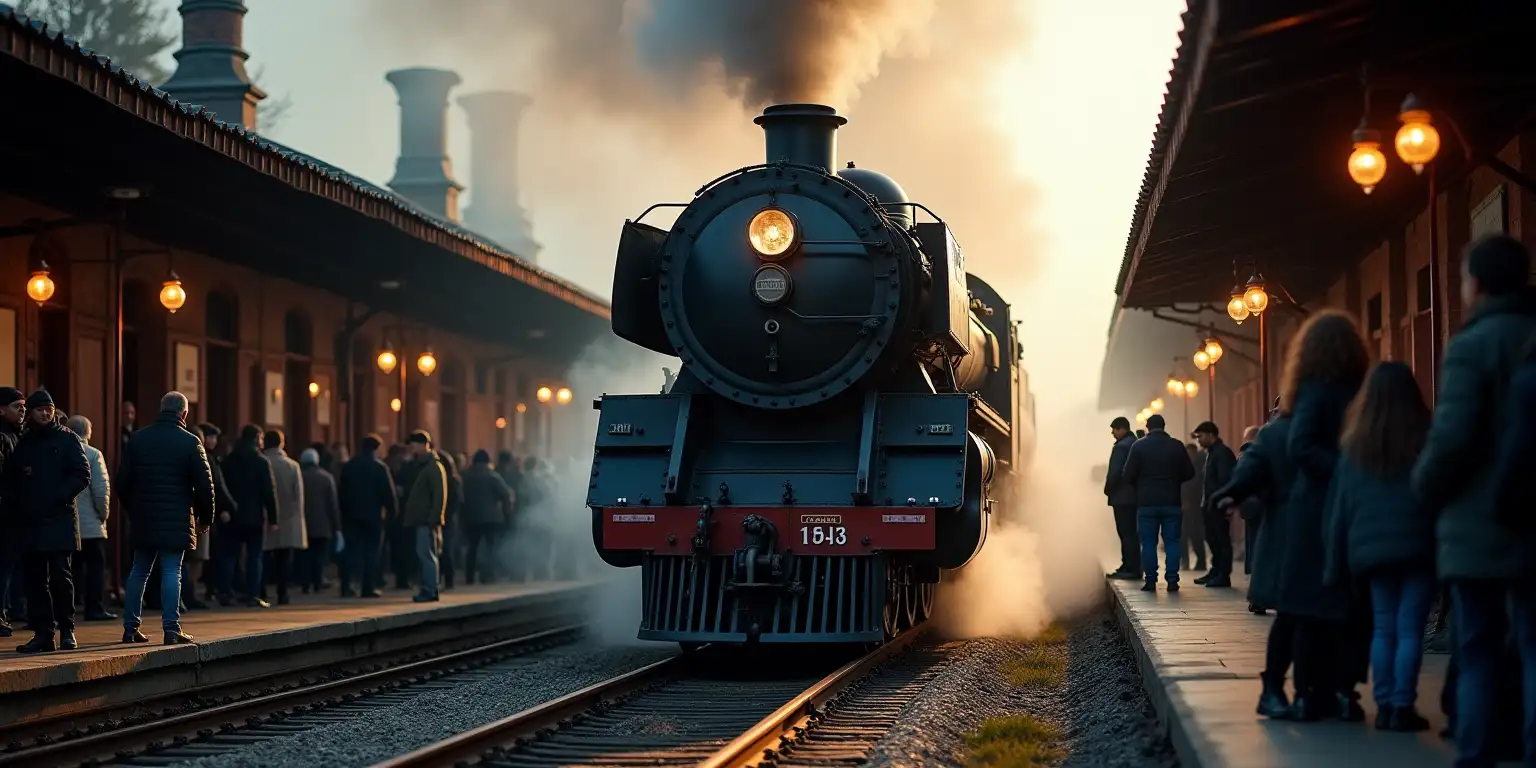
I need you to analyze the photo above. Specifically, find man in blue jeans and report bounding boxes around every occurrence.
[1120,414,1195,592]
[114,392,215,644]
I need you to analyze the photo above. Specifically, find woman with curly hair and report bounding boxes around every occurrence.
[1278,309,1370,721]
[1323,361,1435,731]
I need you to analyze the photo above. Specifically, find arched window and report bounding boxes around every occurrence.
[284,310,313,357]
[205,291,239,344]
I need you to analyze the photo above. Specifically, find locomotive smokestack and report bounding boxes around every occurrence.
[754,104,847,173]
[386,67,464,221]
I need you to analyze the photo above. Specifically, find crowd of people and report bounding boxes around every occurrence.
[1103,233,1536,766]
[0,390,576,654]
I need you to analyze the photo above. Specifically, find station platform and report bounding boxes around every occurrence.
[0,581,591,727]
[1109,572,1454,768]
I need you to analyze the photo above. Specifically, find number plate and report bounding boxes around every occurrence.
[608,423,633,435]
[800,525,848,546]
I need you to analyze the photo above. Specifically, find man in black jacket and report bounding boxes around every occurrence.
[1193,421,1237,588]
[3,390,89,653]
[1122,414,1195,592]
[216,425,278,608]
[117,392,215,645]
[1103,416,1140,580]
[194,423,236,606]
[338,434,398,598]
[0,386,24,638]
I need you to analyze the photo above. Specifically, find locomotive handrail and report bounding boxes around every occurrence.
[630,202,691,225]
[891,200,948,225]
[785,307,885,323]
[691,160,849,197]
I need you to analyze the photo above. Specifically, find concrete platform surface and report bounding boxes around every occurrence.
[0,581,587,696]
[1109,572,1454,768]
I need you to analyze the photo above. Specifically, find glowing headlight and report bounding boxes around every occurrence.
[748,208,797,258]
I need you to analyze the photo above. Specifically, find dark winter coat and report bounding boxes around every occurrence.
[1493,340,1536,527]
[1212,416,1295,609]
[116,413,216,552]
[1323,458,1434,585]
[209,453,237,519]
[301,464,341,541]
[0,420,20,527]
[220,439,278,530]
[1200,439,1237,509]
[460,464,514,527]
[437,450,464,524]
[1281,380,1359,621]
[339,453,398,530]
[1103,434,1138,508]
[1180,449,1204,513]
[1414,290,1536,580]
[1120,429,1195,507]
[1,421,89,552]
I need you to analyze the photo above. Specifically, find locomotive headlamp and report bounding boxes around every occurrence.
[748,208,797,259]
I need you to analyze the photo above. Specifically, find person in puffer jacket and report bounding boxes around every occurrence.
[65,416,114,622]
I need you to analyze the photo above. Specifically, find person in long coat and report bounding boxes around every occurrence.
[1213,412,1296,718]
[3,390,89,653]
[338,435,397,598]
[116,392,215,645]
[261,429,306,605]
[1278,309,1370,722]
[64,415,114,621]
[460,450,514,584]
[298,448,340,594]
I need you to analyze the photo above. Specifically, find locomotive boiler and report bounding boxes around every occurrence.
[591,103,1036,645]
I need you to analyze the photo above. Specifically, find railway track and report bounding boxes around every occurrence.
[0,623,587,768]
[375,623,939,768]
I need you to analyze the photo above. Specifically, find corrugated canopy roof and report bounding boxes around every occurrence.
[1114,0,1536,311]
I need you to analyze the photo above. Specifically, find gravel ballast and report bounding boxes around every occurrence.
[171,642,677,768]
[863,611,1178,767]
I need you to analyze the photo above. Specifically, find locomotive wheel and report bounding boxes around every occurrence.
[899,567,919,629]
[916,581,938,622]
[882,570,902,639]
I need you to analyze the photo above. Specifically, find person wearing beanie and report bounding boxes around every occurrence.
[1193,421,1237,588]
[215,424,278,608]
[116,392,214,646]
[1121,412,1196,592]
[260,430,307,605]
[0,386,25,638]
[2,390,89,653]
[459,449,515,585]
[1103,416,1140,580]
[399,431,446,602]
[298,447,340,595]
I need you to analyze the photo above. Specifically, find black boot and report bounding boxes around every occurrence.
[1139,580,1156,592]
[1375,703,1394,729]
[164,630,195,645]
[1256,685,1292,719]
[122,628,149,644]
[58,629,77,650]
[1387,705,1430,732]
[16,632,54,654]
[1335,691,1365,722]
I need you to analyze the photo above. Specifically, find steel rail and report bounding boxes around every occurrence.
[371,654,686,768]
[699,624,929,768]
[0,624,584,768]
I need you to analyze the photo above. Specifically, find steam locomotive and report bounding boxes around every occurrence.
[591,103,1036,645]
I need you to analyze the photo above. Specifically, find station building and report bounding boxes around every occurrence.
[1100,1,1536,435]
[0,1,616,474]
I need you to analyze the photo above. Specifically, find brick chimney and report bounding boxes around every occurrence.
[159,0,266,130]
[385,68,464,221]
[458,91,541,263]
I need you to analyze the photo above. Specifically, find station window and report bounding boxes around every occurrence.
[1366,293,1382,334]
[1416,267,1432,314]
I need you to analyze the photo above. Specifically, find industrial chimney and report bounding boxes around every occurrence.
[159,0,266,131]
[458,91,541,263]
[385,68,464,221]
[753,104,847,173]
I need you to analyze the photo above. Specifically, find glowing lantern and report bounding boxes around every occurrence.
[1204,338,1224,365]
[159,272,187,313]
[1150,398,1165,412]
[1183,379,1199,398]
[1349,123,1387,194]
[1395,96,1440,174]
[26,263,55,306]
[308,381,320,398]
[1169,379,1185,397]
[1243,273,1270,315]
[536,386,553,404]
[1227,284,1251,324]
[495,417,508,430]
[556,387,573,405]
[416,349,437,377]
[376,347,398,375]
[389,397,402,413]
[1193,349,1210,371]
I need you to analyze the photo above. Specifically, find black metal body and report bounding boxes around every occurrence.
[595,103,1035,644]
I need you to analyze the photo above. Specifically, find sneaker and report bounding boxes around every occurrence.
[412,593,440,603]
[122,628,149,643]
[1166,582,1180,592]
[1204,578,1233,588]
[1257,689,1292,719]
[242,598,271,609]
[164,630,195,645]
[16,632,54,654]
[1193,573,1212,585]
[58,629,77,650]
[1139,581,1156,592]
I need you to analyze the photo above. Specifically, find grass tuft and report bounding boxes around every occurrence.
[965,714,1065,767]
[1000,642,1067,689]
[1032,623,1070,646]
